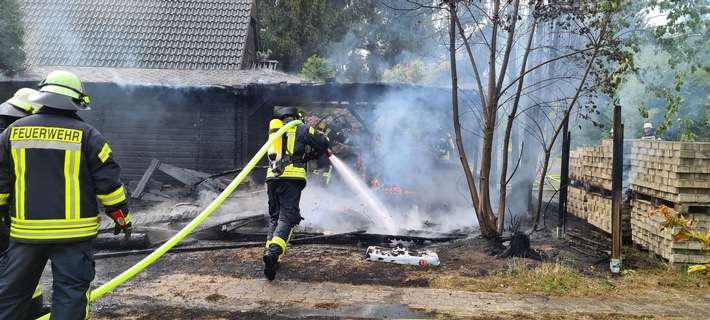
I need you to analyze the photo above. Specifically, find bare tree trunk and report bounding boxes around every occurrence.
[531,28,606,231]
[452,5,499,238]
[448,2,486,236]
[475,0,504,237]
[497,0,532,233]
[478,115,497,238]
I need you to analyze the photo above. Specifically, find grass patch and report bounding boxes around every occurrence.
[430,259,603,296]
[429,253,707,298]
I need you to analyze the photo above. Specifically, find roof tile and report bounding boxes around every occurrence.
[22,0,255,70]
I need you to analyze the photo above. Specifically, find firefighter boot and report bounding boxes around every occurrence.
[263,249,278,281]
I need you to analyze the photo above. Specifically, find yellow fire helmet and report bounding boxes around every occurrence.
[28,70,91,111]
[0,88,41,118]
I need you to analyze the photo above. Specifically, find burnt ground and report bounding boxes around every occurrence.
[37,189,691,319]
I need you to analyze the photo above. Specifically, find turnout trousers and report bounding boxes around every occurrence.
[266,179,306,258]
[0,240,95,320]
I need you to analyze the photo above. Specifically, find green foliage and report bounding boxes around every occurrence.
[619,0,710,139]
[256,49,272,60]
[382,60,449,85]
[649,205,710,276]
[298,54,336,83]
[0,0,26,76]
[257,0,441,81]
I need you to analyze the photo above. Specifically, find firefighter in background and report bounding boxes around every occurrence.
[310,120,336,186]
[0,88,48,320]
[433,127,455,161]
[642,122,662,140]
[264,107,331,281]
[0,70,133,320]
[311,115,361,186]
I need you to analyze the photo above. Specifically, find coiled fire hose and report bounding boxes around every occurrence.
[37,120,302,320]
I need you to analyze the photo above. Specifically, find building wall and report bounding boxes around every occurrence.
[0,82,272,186]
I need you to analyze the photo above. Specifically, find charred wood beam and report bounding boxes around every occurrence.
[566,230,611,250]
[132,158,161,199]
[158,162,209,186]
[209,165,269,179]
[93,233,151,251]
[93,241,264,260]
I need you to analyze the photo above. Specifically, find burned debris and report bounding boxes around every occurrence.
[95,156,469,257]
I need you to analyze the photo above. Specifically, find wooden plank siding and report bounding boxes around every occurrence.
[0,82,270,186]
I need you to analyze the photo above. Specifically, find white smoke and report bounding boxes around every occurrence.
[296,87,479,236]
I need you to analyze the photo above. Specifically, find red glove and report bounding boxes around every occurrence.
[326,149,333,157]
[106,208,133,236]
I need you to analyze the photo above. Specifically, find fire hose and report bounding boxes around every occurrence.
[36,120,302,320]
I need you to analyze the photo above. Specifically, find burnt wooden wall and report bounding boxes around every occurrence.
[1,82,271,186]
[2,81,459,188]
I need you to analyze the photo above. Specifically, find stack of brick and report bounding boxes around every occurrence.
[580,142,613,190]
[567,185,587,220]
[566,140,632,238]
[629,140,710,264]
[569,150,583,183]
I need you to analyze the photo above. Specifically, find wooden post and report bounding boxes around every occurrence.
[610,105,623,273]
[558,117,570,238]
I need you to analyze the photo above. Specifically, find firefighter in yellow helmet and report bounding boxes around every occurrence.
[311,116,354,187]
[641,122,661,140]
[263,107,331,281]
[434,128,455,161]
[0,71,132,320]
[0,88,49,319]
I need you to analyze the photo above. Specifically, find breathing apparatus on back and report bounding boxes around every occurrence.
[267,107,301,177]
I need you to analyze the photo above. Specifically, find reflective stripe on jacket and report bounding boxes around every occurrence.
[0,111,127,243]
[267,123,330,181]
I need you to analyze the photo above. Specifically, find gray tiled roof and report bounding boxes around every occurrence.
[22,0,255,70]
[4,66,306,86]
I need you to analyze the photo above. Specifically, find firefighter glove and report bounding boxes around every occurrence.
[326,149,333,157]
[106,207,133,237]
[303,151,321,162]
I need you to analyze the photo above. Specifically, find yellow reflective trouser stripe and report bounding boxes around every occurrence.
[84,287,90,320]
[272,236,287,253]
[272,233,293,262]
[281,225,297,262]
[265,240,272,248]
[65,149,81,219]
[285,225,296,244]
[0,193,8,206]
[10,217,99,240]
[98,143,112,163]
[12,148,25,219]
[32,285,42,299]
[97,186,127,206]
[323,166,332,184]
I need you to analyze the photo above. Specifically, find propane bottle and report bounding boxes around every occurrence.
[268,119,284,176]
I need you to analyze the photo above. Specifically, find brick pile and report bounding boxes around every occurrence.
[566,140,632,238]
[629,140,710,264]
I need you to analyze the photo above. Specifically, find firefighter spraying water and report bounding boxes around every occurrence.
[263,107,332,281]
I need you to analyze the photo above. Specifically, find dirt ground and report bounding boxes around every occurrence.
[35,188,703,319]
[87,205,606,318]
